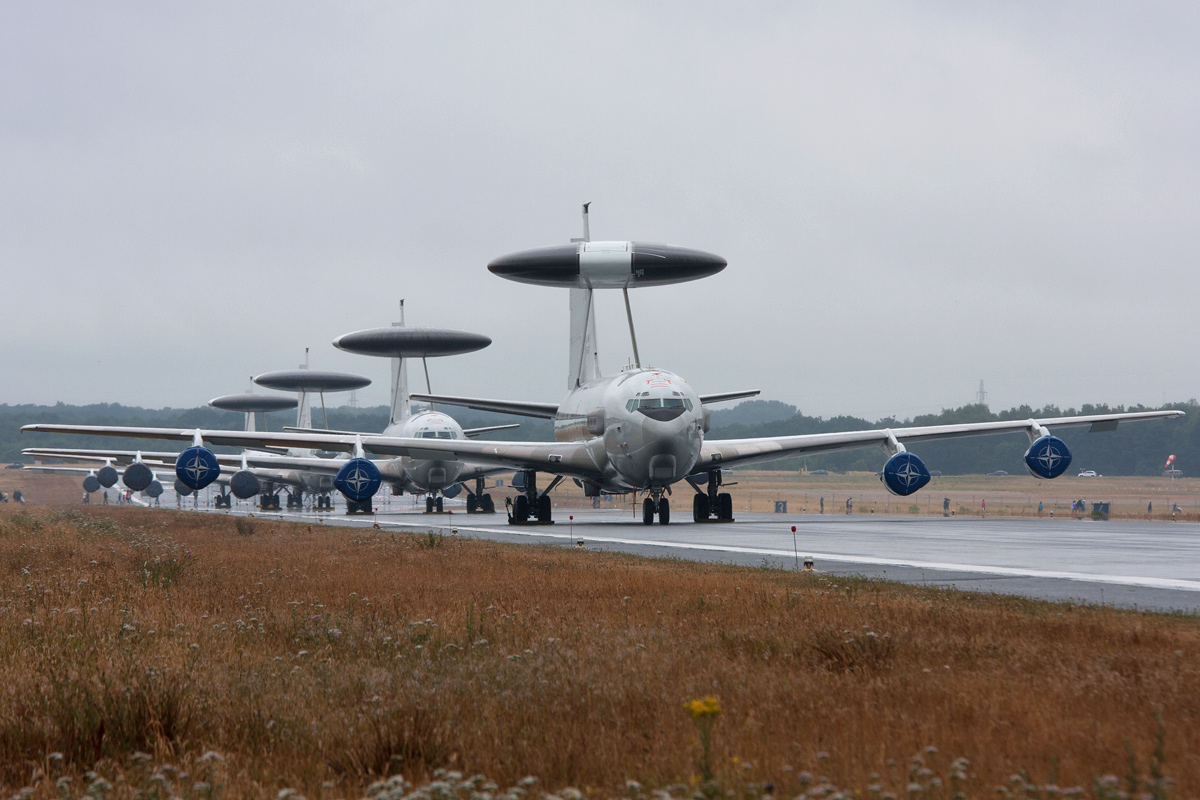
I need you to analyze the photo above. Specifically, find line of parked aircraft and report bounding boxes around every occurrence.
[23,206,1184,524]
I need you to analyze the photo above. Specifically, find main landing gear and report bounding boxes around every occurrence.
[346,498,373,514]
[314,493,334,511]
[214,491,232,510]
[642,488,671,525]
[465,477,496,513]
[689,470,734,522]
[286,490,303,509]
[507,470,561,525]
[258,492,281,511]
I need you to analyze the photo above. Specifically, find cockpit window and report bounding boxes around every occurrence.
[437,431,453,439]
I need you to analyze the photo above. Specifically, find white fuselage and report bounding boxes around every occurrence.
[381,411,466,492]
[554,367,704,492]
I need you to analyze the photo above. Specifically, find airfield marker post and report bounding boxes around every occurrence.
[791,525,798,571]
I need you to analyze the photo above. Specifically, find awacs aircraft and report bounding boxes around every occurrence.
[26,315,516,514]
[22,209,1184,524]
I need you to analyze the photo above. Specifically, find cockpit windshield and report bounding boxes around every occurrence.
[418,430,454,439]
[626,392,692,413]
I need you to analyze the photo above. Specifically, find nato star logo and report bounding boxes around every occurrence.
[894,459,924,489]
[184,453,213,483]
[344,465,372,495]
[1036,442,1064,472]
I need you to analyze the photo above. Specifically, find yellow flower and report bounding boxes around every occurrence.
[684,695,721,719]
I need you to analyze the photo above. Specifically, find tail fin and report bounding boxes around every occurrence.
[568,204,600,389]
[389,300,411,424]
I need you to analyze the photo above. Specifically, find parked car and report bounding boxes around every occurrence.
[5,462,23,470]
[807,469,829,475]
[1163,469,1183,478]
[929,470,943,477]
[986,470,1009,477]
[1077,470,1098,478]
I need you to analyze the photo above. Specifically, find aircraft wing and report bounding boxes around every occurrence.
[408,394,559,419]
[694,410,1185,471]
[23,447,349,475]
[22,425,605,481]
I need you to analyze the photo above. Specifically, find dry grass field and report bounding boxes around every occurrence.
[0,505,1197,799]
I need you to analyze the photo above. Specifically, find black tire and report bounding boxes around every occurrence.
[658,497,670,525]
[514,494,529,523]
[643,497,655,525]
[537,494,552,522]
[693,493,709,522]
[466,494,478,513]
[425,496,434,513]
[719,492,733,520]
[436,496,444,513]
[482,494,495,513]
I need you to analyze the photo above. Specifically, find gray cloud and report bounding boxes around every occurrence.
[2,2,1197,419]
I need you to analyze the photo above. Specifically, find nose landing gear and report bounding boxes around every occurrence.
[424,495,445,513]
[642,489,671,524]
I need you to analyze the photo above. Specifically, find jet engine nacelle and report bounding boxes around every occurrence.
[146,480,164,499]
[82,475,101,494]
[123,462,153,492]
[880,451,931,497]
[1023,435,1072,480]
[174,479,194,497]
[334,458,382,502]
[175,446,221,491]
[97,465,119,488]
[229,470,261,500]
[443,483,462,499]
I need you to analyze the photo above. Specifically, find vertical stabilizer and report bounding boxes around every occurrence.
[296,349,312,430]
[568,288,600,389]
[568,203,600,389]
[389,300,411,424]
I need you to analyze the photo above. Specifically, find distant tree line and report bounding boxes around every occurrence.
[1,398,1193,476]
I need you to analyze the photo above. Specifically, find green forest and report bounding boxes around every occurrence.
[1,398,1193,476]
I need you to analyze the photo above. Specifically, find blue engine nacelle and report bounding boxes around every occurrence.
[443,483,462,499]
[1023,435,1072,480]
[176,446,221,491]
[174,479,194,497]
[82,475,101,494]
[97,465,119,488]
[334,458,382,502]
[229,470,261,500]
[880,451,931,497]
[146,480,164,499]
[123,462,153,492]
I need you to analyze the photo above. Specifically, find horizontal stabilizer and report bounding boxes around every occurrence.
[410,393,559,420]
[698,390,761,405]
[463,423,521,438]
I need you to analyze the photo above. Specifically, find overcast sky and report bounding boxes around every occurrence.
[2,3,1198,421]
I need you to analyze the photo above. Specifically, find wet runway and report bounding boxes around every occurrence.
[231,504,1200,612]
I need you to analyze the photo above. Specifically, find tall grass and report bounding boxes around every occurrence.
[0,506,1197,798]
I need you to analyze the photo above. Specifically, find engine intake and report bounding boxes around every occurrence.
[176,446,221,491]
[334,458,382,502]
[97,465,119,488]
[230,470,262,500]
[880,452,931,497]
[123,462,153,492]
[1024,435,1072,479]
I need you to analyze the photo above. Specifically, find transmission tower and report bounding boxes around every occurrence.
[976,379,987,406]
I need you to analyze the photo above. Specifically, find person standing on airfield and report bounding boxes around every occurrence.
[819,496,824,514]
[981,498,986,517]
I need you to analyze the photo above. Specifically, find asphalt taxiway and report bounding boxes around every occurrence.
[227,505,1200,612]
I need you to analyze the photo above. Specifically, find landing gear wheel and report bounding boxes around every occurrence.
[643,497,655,525]
[693,493,709,522]
[467,494,478,513]
[435,496,444,513]
[718,493,733,521]
[513,494,529,524]
[658,497,670,525]
[426,496,434,513]
[482,494,495,513]
[537,494,552,522]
